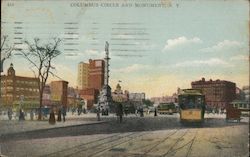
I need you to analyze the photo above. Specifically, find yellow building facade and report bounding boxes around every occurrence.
[77,62,89,90]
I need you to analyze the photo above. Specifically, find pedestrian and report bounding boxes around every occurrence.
[97,105,101,121]
[117,103,123,123]
[139,107,144,117]
[62,106,66,122]
[30,109,34,120]
[101,108,104,116]
[7,108,13,120]
[154,107,157,117]
[19,109,25,121]
[77,105,82,115]
[49,108,56,125]
[124,107,128,116]
[71,107,74,115]
[57,108,62,122]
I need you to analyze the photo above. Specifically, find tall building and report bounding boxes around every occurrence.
[88,59,105,91]
[191,78,236,108]
[77,62,89,90]
[76,58,105,109]
[50,80,68,107]
[0,63,39,108]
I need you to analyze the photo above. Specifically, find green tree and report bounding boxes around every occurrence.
[143,99,153,107]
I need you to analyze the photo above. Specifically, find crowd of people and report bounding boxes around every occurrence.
[4,108,34,121]
[1,106,68,124]
[4,103,228,125]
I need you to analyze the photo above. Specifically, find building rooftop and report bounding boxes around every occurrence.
[191,77,235,85]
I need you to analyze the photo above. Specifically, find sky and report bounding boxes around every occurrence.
[1,0,249,98]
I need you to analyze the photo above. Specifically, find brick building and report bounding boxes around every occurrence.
[0,63,39,109]
[88,59,105,91]
[191,78,236,108]
[50,80,68,107]
[76,59,105,109]
[79,88,99,109]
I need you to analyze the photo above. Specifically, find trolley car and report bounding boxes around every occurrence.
[157,103,177,114]
[178,89,206,123]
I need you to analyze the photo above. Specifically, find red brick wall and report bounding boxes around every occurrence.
[191,78,236,108]
[79,88,99,109]
[88,59,105,91]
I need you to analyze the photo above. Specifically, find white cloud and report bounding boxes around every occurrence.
[174,58,233,68]
[162,36,202,51]
[230,55,249,61]
[202,40,242,52]
[113,64,149,73]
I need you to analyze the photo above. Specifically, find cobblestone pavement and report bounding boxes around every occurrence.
[0,114,249,157]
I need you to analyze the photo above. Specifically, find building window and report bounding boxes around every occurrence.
[244,104,247,108]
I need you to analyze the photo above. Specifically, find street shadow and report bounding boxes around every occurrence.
[0,115,248,142]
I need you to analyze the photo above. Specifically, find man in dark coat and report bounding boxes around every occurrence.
[117,103,123,123]
[7,108,13,120]
[57,108,62,122]
[49,108,56,125]
[62,106,66,122]
[19,109,25,121]
[154,107,157,117]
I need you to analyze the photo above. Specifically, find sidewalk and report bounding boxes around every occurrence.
[0,113,109,135]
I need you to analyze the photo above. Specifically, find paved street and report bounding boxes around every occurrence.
[0,113,249,157]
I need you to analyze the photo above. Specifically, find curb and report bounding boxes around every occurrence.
[0,120,109,137]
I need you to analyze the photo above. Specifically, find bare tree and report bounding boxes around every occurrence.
[1,35,15,107]
[1,35,14,72]
[19,38,62,120]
